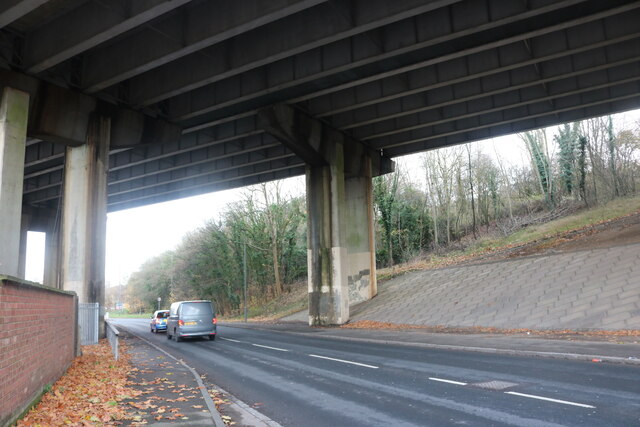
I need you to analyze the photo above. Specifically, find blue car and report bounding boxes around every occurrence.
[150,310,170,333]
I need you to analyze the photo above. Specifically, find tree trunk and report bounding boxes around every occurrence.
[271,241,282,296]
[466,144,477,239]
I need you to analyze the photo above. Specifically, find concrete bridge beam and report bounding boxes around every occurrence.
[0,88,29,277]
[260,104,391,325]
[60,116,110,336]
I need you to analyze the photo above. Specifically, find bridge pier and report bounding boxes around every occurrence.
[60,116,110,336]
[0,88,29,277]
[306,154,377,325]
[260,104,391,325]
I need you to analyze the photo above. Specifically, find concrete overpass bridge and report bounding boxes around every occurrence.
[1,0,639,326]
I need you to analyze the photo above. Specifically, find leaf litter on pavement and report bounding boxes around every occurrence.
[17,338,231,425]
[18,339,140,425]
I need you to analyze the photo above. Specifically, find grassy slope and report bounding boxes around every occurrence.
[378,195,640,281]
[500,196,640,246]
[223,282,308,321]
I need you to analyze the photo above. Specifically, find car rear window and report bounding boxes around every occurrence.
[156,311,169,318]
[181,302,213,316]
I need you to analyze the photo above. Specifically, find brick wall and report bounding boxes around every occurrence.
[0,276,77,426]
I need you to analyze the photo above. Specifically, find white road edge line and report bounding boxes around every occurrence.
[219,337,242,343]
[252,343,289,352]
[428,377,468,386]
[505,391,595,408]
[309,354,379,369]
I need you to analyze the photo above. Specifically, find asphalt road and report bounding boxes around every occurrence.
[114,319,640,427]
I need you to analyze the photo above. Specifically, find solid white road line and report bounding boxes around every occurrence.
[309,354,379,369]
[428,377,468,386]
[252,343,289,352]
[219,337,242,343]
[505,391,595,408]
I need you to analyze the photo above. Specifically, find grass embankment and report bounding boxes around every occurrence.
[222,282,307,322]
[499,196,640,247]
[238,196,639,321]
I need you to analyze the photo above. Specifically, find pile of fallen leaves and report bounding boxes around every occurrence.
[18,339,140,426]
[341,320,640,339]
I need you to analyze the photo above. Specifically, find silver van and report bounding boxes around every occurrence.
[166,300,217,342]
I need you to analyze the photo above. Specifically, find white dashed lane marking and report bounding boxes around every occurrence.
[429,377,468,386]
[505,391,596,408]
[219,334,596,409]
[252,343,289,352]
[309,354,379,369]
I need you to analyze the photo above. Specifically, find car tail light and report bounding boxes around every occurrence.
[213,317,217,325]
[178,319,184,326]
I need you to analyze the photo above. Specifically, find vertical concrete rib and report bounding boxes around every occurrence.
[61,116,110,335]
[43,220,60,288]
[0,88,29,277]
[18,212,30,278]
[345,158,377,304]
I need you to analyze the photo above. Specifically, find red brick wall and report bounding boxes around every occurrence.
[0,277,77,426]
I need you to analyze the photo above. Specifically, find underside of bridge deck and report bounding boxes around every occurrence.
[0,0,638,325]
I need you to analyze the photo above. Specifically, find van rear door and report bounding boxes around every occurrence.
[180,302,214,333]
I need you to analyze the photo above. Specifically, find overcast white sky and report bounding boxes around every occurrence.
[24,110,639,286]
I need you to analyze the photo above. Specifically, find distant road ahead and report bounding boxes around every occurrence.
[115,319,640,427]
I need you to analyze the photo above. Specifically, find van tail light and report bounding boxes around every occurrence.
[178,319,184,326]
[213,317,217,325]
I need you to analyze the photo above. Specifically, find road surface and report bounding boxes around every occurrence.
[114,319,640,426]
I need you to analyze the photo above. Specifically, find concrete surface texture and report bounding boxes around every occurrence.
[348,243,640,330]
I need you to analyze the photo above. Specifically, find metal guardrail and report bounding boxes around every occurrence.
[78,302,99,345]
[105,320,120,360]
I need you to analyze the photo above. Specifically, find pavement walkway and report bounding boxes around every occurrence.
[117,329,225,426]
[285,242,640,330]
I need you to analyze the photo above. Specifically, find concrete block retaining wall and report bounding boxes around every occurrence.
[0,276,77,426]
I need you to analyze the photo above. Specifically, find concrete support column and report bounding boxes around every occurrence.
[259,103,390,326]
[307,153,378,325]
[0,88,29,277]
[61,116,110,335]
